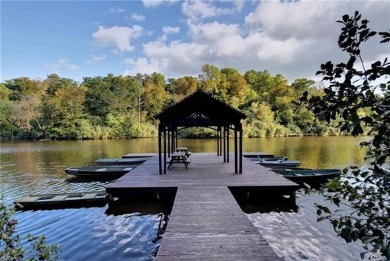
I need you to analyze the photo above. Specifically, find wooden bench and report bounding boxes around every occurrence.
[168,152,190,169]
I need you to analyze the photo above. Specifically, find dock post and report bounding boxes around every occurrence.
[223,126,226,162]
[167,129,171,157]
[226,126,229,163]
[158,124,162,174]
[239,126,243,173]
[234,127,238,173]
[163,128,167,174]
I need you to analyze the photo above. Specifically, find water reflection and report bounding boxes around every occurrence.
[0,137,369,260]
[247,190,367,261]
[15,207,162,261]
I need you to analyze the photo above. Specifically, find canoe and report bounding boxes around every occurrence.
[121,153,155,159]
[95,157,147,165]
[256,159,300,167]
[243,152,274,159]
[256,156,288,161]
[65,165,133,178]
[272,168,341,187]
[15,191,108,210]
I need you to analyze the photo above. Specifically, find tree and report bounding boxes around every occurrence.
[11,95,43,132]
[198,64,222,93]
[0,84,17,138]
[219,67,252,108]
[82,76,113,123]
[142,73,169,120]
[41,84,90,139]
[42,74,78,96]
[171,76,198,101]
[299,11,389,259]
[4,77,45,101]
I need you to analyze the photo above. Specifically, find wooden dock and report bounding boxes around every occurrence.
[106,153,299,260]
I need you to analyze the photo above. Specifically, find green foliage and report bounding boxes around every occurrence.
[179,127,216,138]
[1,57,366,140]
[4,77,45,101]
[142,73,169,121]
[0,100,17,138]
[300,11,389,259]
[0,199,60,260]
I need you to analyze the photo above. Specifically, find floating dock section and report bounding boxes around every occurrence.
[107,153,299,260]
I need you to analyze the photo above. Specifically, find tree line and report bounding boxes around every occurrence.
[0,65,357,140]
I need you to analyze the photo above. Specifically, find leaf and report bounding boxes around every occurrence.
[351,230,359,241]
[2,232,9,241]
[332,197,341,207]
[342,14,349,23]
[362,236,379,244]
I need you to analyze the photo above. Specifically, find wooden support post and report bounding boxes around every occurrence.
[218,127,222,156]
[226,126,229,163]
[158,125,162,175]
[239,126,243,174]
[223,126,226,162]
[163,129,167,174]
[171,129,175,152]
[167,129,171,157]
[216,127,220,156]
[234,127,238,174]
[175,129,178,148]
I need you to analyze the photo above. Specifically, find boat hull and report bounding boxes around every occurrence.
[65,166,133,178]
[15,191,107,210]
[272,168,341,187]
[95,157,147,165]
[257,160,301,167]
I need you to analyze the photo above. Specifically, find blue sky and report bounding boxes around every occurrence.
[2,0,389,83]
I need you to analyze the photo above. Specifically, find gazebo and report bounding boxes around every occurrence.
[154,90,246,174]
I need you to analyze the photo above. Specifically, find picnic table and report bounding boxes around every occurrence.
[168,151,190,169]
[176,147,191,157]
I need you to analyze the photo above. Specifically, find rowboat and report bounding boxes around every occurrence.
[95,157,147,165]
[121,153,155,159]
[272,168,341,187]
[65,165,133,178]
[256,158,300,167]
[255,156,288,161]
[15,191,108,210]
[243,152,274,159]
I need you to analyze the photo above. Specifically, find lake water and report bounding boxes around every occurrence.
[0,137,371,260]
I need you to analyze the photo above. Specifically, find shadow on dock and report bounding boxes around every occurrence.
[229,187,298,214]
[106,188,177,216]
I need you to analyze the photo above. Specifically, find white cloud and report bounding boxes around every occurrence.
[245,1,337,40]
[142,0,179,8]
[46,59,80,72]
[126,1,390,82]
[86,55,106,64]
[92,25,143,52]
[182,0,235,22]
[108,7,125,13]
[123,57,161,76]
[162,26,180,34]
[233,0,244,12]
[132,13,145,21]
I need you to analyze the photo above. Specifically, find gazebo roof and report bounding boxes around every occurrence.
[154,90,246,127]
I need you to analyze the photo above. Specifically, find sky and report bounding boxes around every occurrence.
[1,0,389,83]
